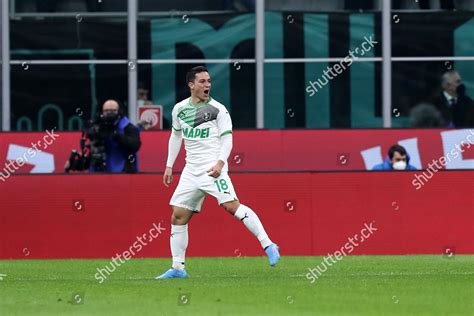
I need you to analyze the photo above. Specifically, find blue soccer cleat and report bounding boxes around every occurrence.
[265,243,280,267]
[155,268,189,279]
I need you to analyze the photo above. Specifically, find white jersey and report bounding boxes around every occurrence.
[171,96,233,175]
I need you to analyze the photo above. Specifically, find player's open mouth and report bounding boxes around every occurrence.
[204,89,209,95]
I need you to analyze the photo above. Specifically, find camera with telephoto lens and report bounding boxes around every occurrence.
[85,113,119,172]
[65,112,119,172]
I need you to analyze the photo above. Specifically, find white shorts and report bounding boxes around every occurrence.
[170,168,238,212]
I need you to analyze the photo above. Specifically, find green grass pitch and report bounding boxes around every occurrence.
[0,255,472,315]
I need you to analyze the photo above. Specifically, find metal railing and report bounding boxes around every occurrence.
[2,0,473,130]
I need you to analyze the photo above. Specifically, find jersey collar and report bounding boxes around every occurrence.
[189,96,212,107]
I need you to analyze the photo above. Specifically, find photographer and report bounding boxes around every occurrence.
[66,99,141,173]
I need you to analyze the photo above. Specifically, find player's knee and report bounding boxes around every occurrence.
[172,212,184,222]
[222,200,240,214]
[171,207,192,224]
[171,213,178,222]
[171,213,187,225]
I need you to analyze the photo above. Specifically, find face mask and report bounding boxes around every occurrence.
[137,99,145,106]
[392,161,407,170]
[456,83,466,96]
[101,112,120,125]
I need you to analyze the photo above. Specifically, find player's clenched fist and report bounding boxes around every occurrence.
[207,160,225,178]
[163,167,173,187]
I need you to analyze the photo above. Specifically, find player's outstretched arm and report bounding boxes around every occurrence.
[163,129,182,187]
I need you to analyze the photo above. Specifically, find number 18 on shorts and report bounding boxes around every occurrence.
[170,169,238,212]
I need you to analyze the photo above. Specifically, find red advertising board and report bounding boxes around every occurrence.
[0,171,472,259]
[0,129,473,174]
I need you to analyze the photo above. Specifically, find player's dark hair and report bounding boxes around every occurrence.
[388,144,407,159]
[186,66,209,83]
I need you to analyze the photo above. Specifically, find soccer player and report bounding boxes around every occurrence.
[156,66,280,279]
